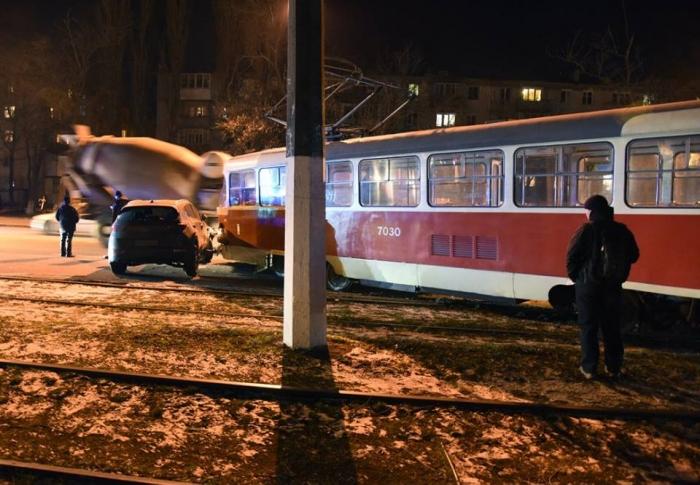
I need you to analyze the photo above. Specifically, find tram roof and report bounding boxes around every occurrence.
[228,100,700,165]
[327,100,700,159]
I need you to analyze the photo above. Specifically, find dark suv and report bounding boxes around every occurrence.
[108,199,213,277]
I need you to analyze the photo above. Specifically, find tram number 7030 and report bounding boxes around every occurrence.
[377,225,401,237]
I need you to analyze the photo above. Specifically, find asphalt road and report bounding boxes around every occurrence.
[0,224,281,290]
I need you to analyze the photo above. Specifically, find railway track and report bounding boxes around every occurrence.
[0,274,441,308]
[0,458,190,484]
[1,358,698,422]
[2,292,698,351]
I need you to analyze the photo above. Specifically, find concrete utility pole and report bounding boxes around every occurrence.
[284,0,327,349]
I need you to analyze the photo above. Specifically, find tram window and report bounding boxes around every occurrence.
[627,135,700,207]
[514,142,613,207]
[326,161,353,207]
[577,156,613,204]
[428,150,504,207]
[259,166,286,207]
[359,156,420,207]
[228,170,257,206]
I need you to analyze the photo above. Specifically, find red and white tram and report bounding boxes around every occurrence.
[217,101,700,307]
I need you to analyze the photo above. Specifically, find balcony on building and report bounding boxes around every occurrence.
[180,73,212,101]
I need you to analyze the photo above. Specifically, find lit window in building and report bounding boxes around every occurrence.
[467,86,479,100]
[3,106,15,119]
[4,130,14,143]
[408,83,420,96]
[436,113,456,127]
[582,91,593,105]
[521,88,542,102]
[121,129,127,137]
[49,107,55,119]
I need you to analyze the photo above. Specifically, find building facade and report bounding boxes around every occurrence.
[389,75,640,133]
[156,71,221,154]
[156,70,645,153]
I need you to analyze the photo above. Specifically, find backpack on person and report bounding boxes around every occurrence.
[588,225,630,283]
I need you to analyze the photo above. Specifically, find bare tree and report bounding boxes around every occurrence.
[129,0,156,135]
[57,0,130,133]
[213,0,287,100]
[213,0,287,154]
[159,0,190,141]
[549,1,642,88]
[0,37,65,209]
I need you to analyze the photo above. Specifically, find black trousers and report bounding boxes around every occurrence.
[576,282,624,374]
[60,229,75,256]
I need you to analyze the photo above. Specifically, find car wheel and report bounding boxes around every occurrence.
[201,240,214,265]
[326,263,352,292]
[183,240,199,277]
[110,261,127,275]
[271,255,285,278]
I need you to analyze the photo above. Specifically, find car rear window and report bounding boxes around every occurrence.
[118,206,179,224]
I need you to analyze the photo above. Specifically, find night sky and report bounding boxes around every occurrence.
[1,0,699,80]
[325,0,700,79]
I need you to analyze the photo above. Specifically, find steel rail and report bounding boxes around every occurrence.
[0,294,584,344]
[2,275,697,351]
[3,294,698,351]
[0,294,281,320]
[0,274,440,307]
[1,359,698,422]
[0,458,191,484]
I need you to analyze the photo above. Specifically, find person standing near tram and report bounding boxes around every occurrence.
[566,195,639,380]
[55,195,80,257]
[111,190,128,223]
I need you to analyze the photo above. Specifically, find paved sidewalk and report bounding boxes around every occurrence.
[0,215,30,227]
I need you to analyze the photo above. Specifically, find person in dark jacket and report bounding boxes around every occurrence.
[110,190,128,223]
[55,196,80,257]
[566,195,639,380]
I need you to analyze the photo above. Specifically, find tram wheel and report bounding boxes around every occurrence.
[110,261,127,275]
[327,263,352,292]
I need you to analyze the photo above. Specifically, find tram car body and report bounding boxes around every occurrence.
[217,101,700,303]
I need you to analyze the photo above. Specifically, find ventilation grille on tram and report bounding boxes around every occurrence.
[453,236,473,258]
[475,236,498,260]
[430,234,498,260]
[431,234,451,256]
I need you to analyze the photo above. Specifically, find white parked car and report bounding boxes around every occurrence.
[30,213,99,237]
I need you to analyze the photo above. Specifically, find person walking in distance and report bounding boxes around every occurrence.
[566,195,639,380]
[55,195,80,257]
[111,190,128,223]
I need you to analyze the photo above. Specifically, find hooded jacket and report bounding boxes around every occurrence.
[55,201,80,232]
[566,207,639,284]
